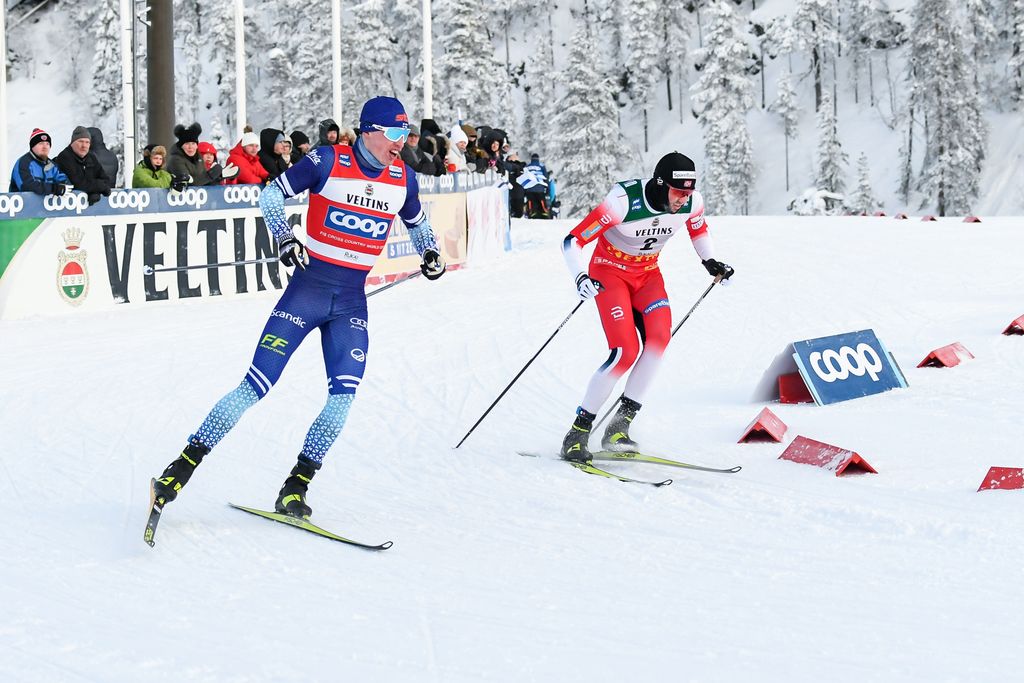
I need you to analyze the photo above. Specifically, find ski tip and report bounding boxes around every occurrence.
[380,541,395,550]
[657,479,673,487]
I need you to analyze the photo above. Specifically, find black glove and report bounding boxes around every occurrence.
[278,234,309,269]
[420,248,446,280]
[50,183,67,196]
[702,258,735,280]
[170,174,192,192]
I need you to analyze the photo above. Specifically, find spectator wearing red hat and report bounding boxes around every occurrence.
[9,128,70,195]
[197,141,239,185]
[227,130,270,186]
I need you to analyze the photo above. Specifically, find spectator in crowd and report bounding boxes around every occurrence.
[9,127,70,195]
[479,133,506,175]
[88,127,119,186]
[418,119,448,165]
[401,124,444,176]
[462,124,488,171]
[504,148,527,217]
[132,144,173,189]
[228,129,270,186]
[197,141,240,185]
[290,130,311,163]
[258,128,291,181]
[445,125,470,173]
[166,123,211,188]
[317,118,340,146]
[338,127,356,146]
[55,125,112,204]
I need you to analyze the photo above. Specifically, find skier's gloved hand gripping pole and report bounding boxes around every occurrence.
[454,277,601,449]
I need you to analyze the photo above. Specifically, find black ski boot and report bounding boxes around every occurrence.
[153,440,210,504]
[275,456,319,519]
[601,397,642,452]
[560,408,597,462]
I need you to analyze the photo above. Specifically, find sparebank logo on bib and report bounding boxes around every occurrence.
[325,207,390,240]
[791,329,906,405]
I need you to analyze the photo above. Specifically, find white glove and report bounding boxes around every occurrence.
[222,163,240,180]
[575,272,602,300]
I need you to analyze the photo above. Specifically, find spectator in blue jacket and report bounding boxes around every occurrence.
[9,128,70,195]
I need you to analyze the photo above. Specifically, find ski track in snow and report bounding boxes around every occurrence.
[1,216,1023,682]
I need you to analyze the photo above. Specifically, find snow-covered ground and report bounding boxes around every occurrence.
[1,215,1022,682]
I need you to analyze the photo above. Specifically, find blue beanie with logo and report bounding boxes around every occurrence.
[359,96,409,133]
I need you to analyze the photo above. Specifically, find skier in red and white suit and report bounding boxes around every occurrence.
[559,152,734,461]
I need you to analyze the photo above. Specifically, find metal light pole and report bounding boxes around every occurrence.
[332,0,342,125]
[422,0,433,119]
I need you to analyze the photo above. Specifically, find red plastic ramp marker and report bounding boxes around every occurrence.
[977,467,1024,492]
[778,372,814,404]
[778,436,877,476]
[738,407,788,443]
[921,215,938,221]
[894,213,909,220]
[917,342,975,368]
[963,215,982,223]
[1002,315,1024,335]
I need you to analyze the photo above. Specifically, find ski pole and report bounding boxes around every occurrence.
[367,270,422,298]
[594,275,722,430]
[143,257,279,275]
[454,300,586,448]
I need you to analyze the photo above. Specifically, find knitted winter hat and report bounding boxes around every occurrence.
[290,130,309,147]
[358,96,409,133]
[71,126,90,143]
[449,126,468,146]
[408,124,420,137]
[197,141,217,157]
[173,122,202,145]
[30,128,51,148]
[240,131,260,148]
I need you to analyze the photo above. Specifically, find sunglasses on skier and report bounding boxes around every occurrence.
[369,124,410,143]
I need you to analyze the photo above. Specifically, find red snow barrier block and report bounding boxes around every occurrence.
[917,342,975,368]
[778,372,814,404]
[963,215,982,223]
[977,467,1024,491]
[778,436,878,476]
[1002,315,1024,335]
[738,407,788,443]
[894,213,909,220]
[921,215,938,221]
[873,211,887,217]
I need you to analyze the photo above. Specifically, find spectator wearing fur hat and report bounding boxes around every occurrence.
[338,127,356,146]
[55,125,112,204]
[227,129,270,186]
[10,127,71,195]
[132,144,173,189]
[289,130,311,164]
[258,128,291,181]
[317,118,340,146]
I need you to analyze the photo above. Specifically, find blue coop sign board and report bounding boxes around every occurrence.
[791,329,908,406]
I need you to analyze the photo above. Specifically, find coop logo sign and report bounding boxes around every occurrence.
[326,207,390,240]
[167,187,208,209]
[108,190,152,211]
[790,329,907,406]
[44,192,90,214]
[0,193,24,217]
[224,185,262,205]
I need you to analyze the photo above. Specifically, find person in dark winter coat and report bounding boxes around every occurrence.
[9,128,70,195]
[317,119,340,147]
[258,128,291,181]
[418,119,449,164]
[401,125,444,176]
[88,127,119,186]
[55,125,112,204]
[289,130,311,164]
[166,122,213,188]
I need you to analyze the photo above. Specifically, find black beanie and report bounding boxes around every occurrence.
[290,131,310,147]
[30,128,51,148]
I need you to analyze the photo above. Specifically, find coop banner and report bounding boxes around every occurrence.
[791,329,908,405]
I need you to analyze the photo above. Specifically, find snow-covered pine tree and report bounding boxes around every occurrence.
[769,69,800,191]
[88,0,121,124]
[1012,0,1024,103]
[657,0,691,118]
[691,0,756,214]
[844,0,889,106]
[848,153,881,214]
[907,0,986,215]
[520,26,556,158]
[273,0,330,135]
[793,0,841,110]
[205,0,238,133]
[432,0,507,127]
[814,90,847,195]
[340,0,397,127]
[551,25,621,215]
[624,0,661,151]
[392,0,424,113]
[963,0,999,97]
[174,0,203,123]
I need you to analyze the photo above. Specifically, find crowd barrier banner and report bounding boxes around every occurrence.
[466,185,511,263]
[0,176,502,320]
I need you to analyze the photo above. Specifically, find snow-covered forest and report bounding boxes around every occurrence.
[5,0,1023,216]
